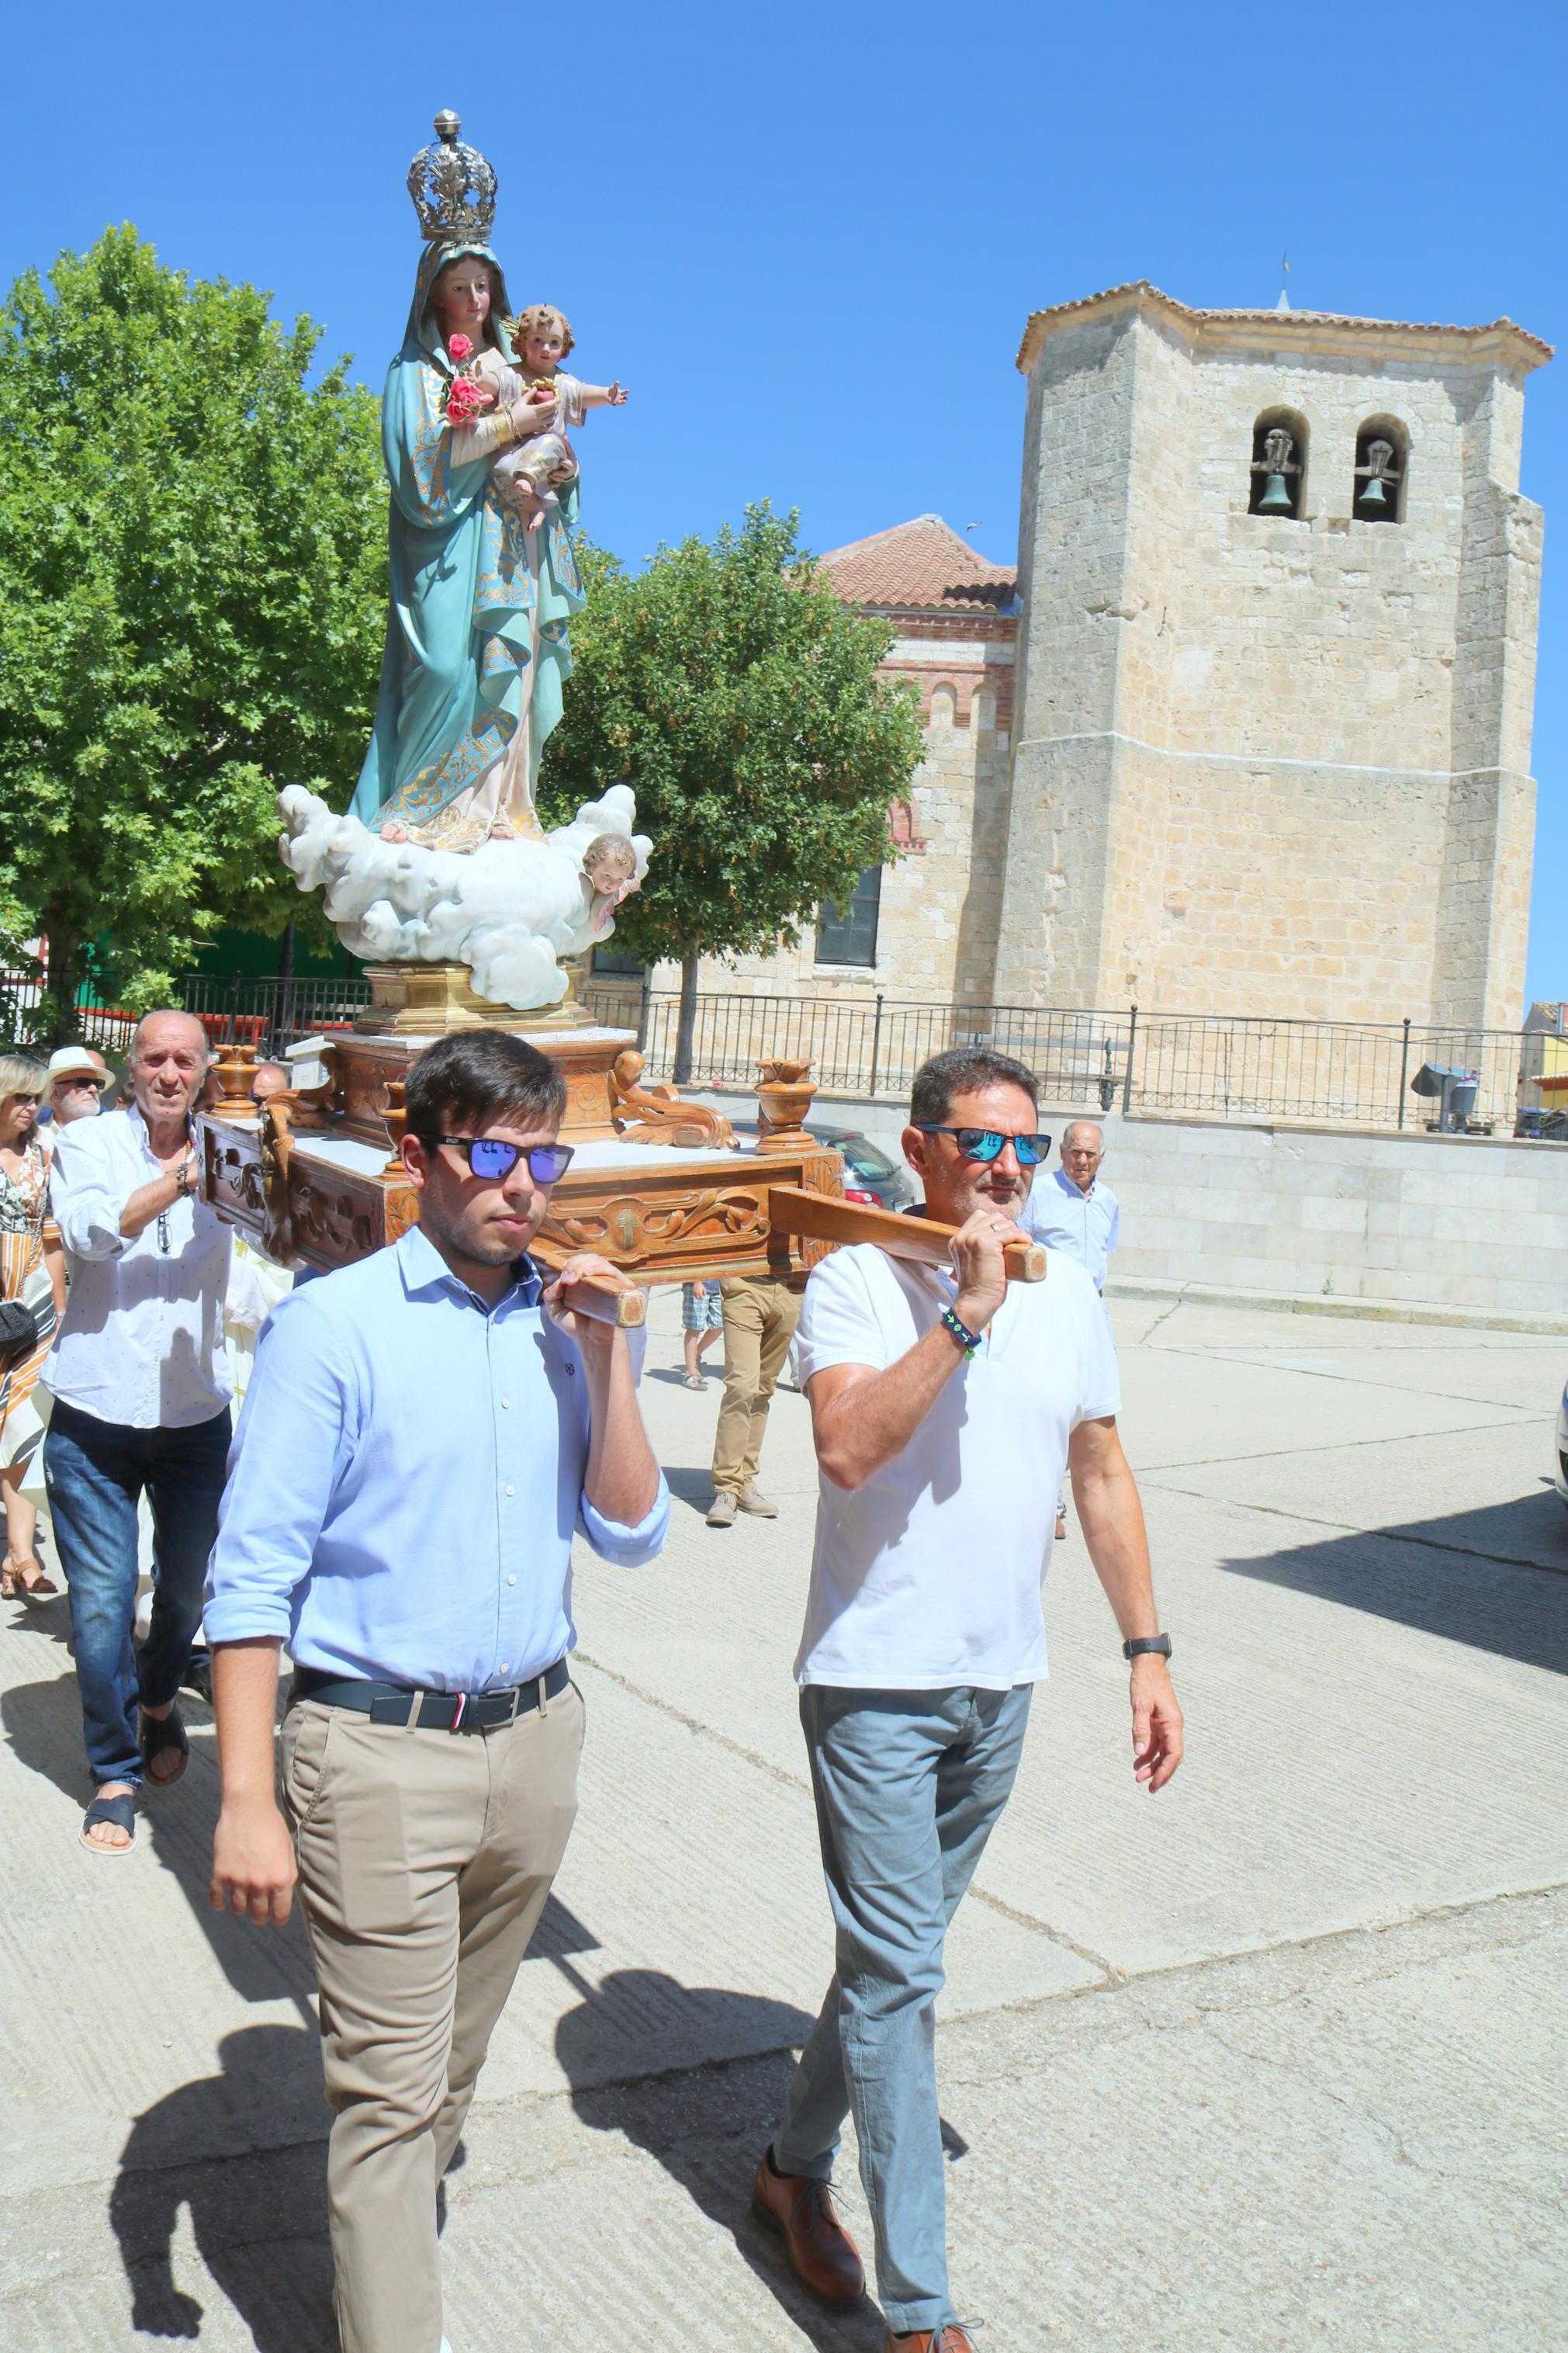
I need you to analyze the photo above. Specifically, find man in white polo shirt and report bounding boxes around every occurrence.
[749,1048,1182,2353]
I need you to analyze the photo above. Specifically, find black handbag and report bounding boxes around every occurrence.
[0,1298,40,1359]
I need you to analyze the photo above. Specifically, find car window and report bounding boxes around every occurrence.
[839,1136,899,1179]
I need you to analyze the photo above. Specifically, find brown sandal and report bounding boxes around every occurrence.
[2,1552,60,1604]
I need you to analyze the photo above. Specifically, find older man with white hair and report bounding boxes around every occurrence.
[1019,1120,1121,1541]
[1019,1121,1120,1293]
[43,1010,233,1855]
[43,1045,114,1127]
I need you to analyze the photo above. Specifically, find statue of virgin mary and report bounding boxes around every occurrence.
[350,115,585,851]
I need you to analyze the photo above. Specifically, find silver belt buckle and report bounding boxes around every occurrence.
[505,1682,523,1726]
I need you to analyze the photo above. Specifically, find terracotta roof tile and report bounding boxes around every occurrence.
[819,515,1017,613]
[1015,282,1554,373]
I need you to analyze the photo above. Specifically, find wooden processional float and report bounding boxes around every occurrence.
[195,972,1047,1320]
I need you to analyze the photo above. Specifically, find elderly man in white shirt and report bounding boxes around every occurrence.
[749,1049,1182,2353]
[43,1010,232,1855]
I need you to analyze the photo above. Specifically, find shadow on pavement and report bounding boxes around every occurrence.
[1221,1492,1568,1673]
[661,1464,718,1516]
[1,1669,320,2006]
[556,1967,884,2350]
[110,2025,334,2351]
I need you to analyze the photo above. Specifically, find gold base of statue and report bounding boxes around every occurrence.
[355,962,594,1038]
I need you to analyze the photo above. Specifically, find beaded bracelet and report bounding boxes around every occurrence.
[941,1305,982,1360]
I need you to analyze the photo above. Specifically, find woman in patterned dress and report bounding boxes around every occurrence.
[0,1057,66,1601]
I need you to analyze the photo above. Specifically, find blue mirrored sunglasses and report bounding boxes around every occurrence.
[436,1135,575,1184]
[915,1124,1052,1167]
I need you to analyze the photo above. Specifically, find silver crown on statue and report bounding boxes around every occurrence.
[406,111,497,246]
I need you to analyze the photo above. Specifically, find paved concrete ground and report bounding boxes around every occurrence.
[2,1294,1564,2350]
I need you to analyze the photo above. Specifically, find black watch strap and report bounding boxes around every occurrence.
[1123,1634,1172,1662]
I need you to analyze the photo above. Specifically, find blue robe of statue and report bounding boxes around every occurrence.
[351,242,585,837]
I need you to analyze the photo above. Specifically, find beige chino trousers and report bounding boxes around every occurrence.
[710,1274,802,1497]
[282,1683,583,2353]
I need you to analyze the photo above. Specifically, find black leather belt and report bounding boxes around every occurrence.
[292,1657,570,1732]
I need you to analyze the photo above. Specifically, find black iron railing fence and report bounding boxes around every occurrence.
[2,969,1557,1136]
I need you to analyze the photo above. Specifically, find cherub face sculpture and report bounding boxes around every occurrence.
[583,832,639,910]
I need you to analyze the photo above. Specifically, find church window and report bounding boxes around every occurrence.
[928,684,956,727]
[815,865,883,967]
[1248,408,1308,518]
[1353,418,1407,523]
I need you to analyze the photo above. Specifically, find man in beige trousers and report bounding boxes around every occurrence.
[205,1033,668,2353]
[706,1270,805,1528]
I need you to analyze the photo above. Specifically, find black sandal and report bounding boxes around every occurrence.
[80,1790,137,1855]
[140,1702,189,1788]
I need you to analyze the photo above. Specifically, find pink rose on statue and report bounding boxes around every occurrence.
[444,376,493,428]
[448,333,472,361]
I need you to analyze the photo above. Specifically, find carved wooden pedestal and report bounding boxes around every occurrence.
[197,1023,845,1284]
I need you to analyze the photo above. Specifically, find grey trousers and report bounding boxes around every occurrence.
[774,1682,1033,2334]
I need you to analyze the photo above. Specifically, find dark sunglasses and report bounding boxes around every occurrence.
[916,1124,1053,1168]
[435,1135,575,1184]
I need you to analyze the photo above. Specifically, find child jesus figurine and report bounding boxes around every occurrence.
[477,303,627,529]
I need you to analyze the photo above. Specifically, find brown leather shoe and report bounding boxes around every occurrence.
[884,2329,974,2351]
[750,2147,864,2303]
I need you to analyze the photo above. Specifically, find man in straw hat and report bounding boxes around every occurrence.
[42,1046,114,1127]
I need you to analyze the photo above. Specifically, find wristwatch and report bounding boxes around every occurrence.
[1123,1634,1172,1662]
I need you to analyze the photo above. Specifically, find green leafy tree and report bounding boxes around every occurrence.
[540,504,924,1076]
[0,227,387,1043]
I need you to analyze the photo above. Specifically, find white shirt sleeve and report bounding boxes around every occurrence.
[556,372,587,428]
[794,1248,888,1384]
[1074,1278,1122,1426]
[48,1119,129,1260]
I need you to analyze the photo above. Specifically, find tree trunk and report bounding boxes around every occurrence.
[275,918,296,1058]
[40,912,84,1052]
[673,951,701,1086]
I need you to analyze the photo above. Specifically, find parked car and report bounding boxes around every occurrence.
[1555,1376,1568,1513]
[732,1119,917,1212]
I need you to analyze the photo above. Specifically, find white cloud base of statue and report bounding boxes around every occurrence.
[277,784,650,1013]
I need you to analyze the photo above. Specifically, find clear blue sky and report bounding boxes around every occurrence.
[11,0,1566,1002]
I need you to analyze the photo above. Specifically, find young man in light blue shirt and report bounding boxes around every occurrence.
[206,1031,667,2353]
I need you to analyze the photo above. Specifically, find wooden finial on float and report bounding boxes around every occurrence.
[212,1043,258,1119]
[754,1059,817,1154]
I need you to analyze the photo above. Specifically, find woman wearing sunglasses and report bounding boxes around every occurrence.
[206,1030,667,2353]
[753,1046,1181,2353]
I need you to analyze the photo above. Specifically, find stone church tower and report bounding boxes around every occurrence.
[992,283,1551,1026]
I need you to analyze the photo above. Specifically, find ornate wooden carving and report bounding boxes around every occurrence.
[384,1185,420,1245]
[608,1048,737,1148]
[290,1041,344,1127]
[198,1027,845,1281]
[379,1081,408,1179]
[538,1181,770,1270]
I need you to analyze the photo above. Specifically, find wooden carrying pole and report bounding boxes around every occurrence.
[767,1187,1047,1283]
[538,1271,647,1329]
